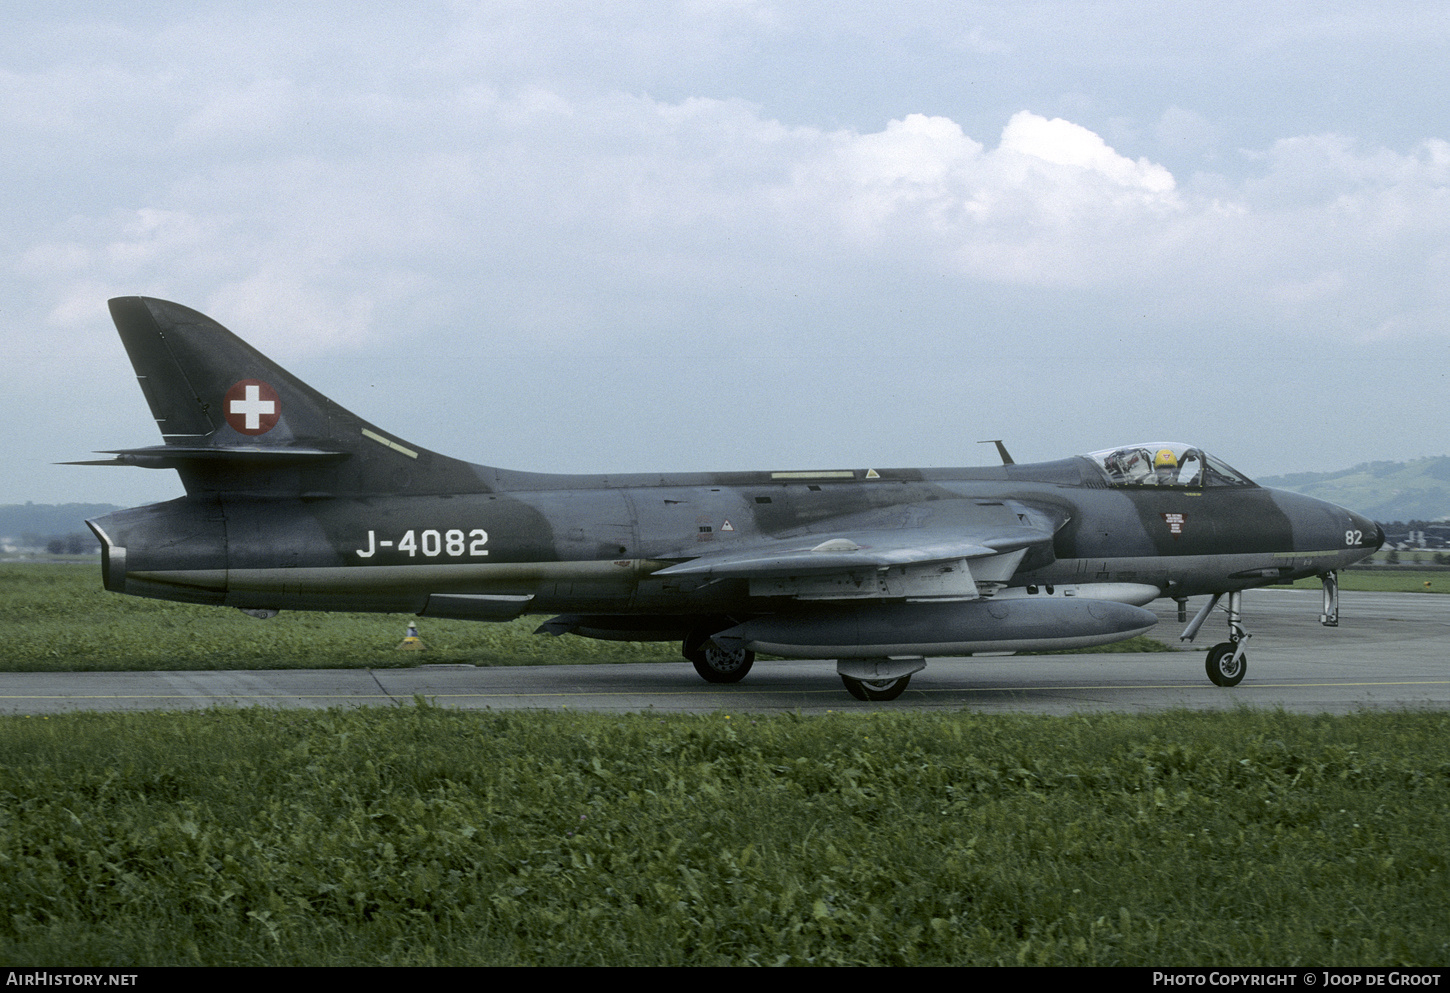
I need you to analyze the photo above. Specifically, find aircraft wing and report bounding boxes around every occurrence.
[652,526,1049,577]
[651,523,1057,600]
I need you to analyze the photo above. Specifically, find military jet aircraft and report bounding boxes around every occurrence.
[76,298,1384,700]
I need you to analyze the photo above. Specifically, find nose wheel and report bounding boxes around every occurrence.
[1195,590,1249,687]
[1205,639,1247,686]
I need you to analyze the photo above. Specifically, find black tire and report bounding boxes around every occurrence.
[1206,642,1246,687]
[840,674,911,701]
[683,629,754,683]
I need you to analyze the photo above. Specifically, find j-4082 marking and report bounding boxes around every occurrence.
[355,529,489,559]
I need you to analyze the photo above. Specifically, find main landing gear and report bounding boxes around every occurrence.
[682,628,754,683]
[681,631,924,702]
[836,658,926,702]
[1182,590,1249,687]
[840,674,911,701]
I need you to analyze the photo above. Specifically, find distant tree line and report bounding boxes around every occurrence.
[46,533,100,555]
[2,530,101,555]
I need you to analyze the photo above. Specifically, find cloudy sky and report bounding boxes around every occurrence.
[5,1,1448,507]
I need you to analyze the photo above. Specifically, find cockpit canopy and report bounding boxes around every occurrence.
[1084,443,1255,488]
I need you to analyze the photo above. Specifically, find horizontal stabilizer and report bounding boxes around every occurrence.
[62,445,350,469]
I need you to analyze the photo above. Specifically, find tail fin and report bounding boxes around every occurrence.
[83,297,486,496]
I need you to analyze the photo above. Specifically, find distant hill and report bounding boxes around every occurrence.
[0,503,122,542]
[1260,457,1450,522]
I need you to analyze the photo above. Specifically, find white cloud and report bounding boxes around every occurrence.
[778,109,1188,288]
[5,3,1450,502]
[836,113,983,188]
[11,83,1449,349]
[999,111,1175,194]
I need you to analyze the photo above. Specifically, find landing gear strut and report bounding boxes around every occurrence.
[1182,590,1249,687]
[1206,590,1249,687]
[1319,570,1340,627]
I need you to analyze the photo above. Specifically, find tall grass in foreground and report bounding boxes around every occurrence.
[2,706,1447,966]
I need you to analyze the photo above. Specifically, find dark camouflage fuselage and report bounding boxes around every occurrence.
[83,297,1382,660]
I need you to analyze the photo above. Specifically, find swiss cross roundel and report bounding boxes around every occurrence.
[224,379,280,435]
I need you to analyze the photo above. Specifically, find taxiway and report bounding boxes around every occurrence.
[2,589,1445,716]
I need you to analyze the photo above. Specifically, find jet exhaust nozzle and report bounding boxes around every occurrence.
[85,501,228,606]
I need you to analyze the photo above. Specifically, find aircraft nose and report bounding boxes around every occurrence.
[1349,511,1383,552]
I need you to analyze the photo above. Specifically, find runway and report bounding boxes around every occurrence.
[2,589,1446,716]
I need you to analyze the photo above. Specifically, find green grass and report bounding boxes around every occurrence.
[7,560,1442,677]
[0,563,1173,672]
[1,706,1446,966]
[1283,569,1447,594]
[0,563,679,671]
[4,565,1447,965]
[1361,550,1449,566]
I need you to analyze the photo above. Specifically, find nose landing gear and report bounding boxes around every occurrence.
[1182,590,1250,687]
[1184,571,1343,687]
[1205,638,1247,686]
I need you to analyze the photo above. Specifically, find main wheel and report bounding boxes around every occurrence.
[840,674,911,701]
[683,629,755,683]
[1205,642,1246,687]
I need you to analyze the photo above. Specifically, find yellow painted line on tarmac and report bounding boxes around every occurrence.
[924,679,1450,693]
[6,680,1450,702]
[0,689,849,701]
[5,678,1449,711]
[1,694,388,700]
[1249,680,1450,688]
